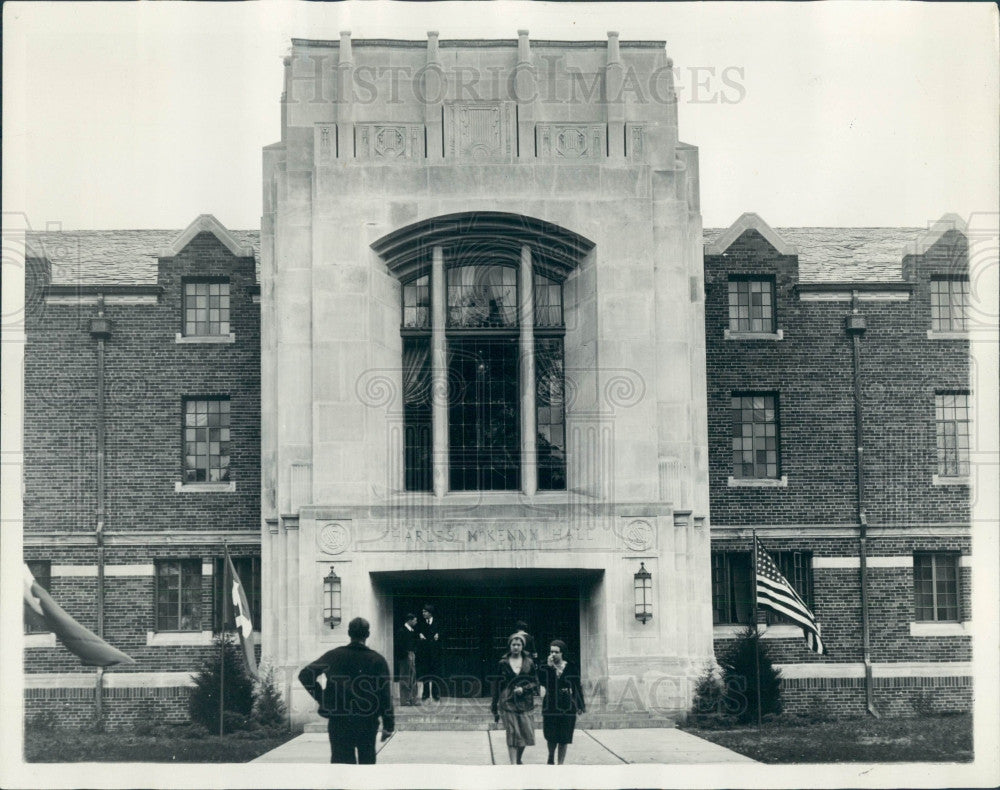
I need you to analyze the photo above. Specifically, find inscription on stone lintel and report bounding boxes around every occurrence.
[370,520,612,551]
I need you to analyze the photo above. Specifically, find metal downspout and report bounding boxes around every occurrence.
[90,296,112,722]
[847,291,879,718]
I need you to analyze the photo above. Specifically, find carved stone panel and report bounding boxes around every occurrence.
[536,124,607,160]
[355,124,426,160]
[625,123,645,163]
[315,123,336,165]
[444,102,516,162]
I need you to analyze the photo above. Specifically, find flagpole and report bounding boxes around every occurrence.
[220,542,228,737]
[752,531,763,732]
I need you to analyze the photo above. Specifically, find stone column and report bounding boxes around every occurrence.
[520,245,537,495]
[431,246,448,496]
[606,32,625,160]
[515,30,536,159]
[337,31,354,160]
[425,32,444,160]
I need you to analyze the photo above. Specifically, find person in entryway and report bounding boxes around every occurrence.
[396,612,420,706]
[417,603,442,701]
[298,616,395,764]
[537,639,585,764]
[490,632,539,765]
[513,620,538,662]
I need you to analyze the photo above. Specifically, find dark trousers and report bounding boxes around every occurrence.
[398,654,417,705]
[328,720,377,764]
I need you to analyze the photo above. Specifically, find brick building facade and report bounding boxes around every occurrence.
[20,35,974,729]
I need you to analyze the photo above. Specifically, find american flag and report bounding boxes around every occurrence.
[755,536,825,654]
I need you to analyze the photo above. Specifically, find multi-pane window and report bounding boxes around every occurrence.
[401,260,566,492]
[536,337,566,490]
[712,550,814,625]
[930,276,969,331]
[448,265,517,327]
[728,277,776,333]
[212,556,261,633]
[25,560,51,634]
[914,553,960,622]
[731,393,780,478]
[534,273,563,327]
[183,398,231,483]
[935,392,970,477]
[183,280,230,336]
[156,559,202,631]
[402,275,430,329]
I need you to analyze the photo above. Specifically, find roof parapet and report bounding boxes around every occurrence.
[705,213,797,256]
[160,215,255,259]
[905,213,968,257]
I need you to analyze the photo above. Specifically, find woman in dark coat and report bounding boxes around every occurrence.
[490,632,539,765]
[537,639,585,764]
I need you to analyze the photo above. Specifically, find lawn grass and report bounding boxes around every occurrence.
[683,713,973,763]
[24,726,298,763]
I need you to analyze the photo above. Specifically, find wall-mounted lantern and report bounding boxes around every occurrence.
[634,562,653,624]
[323,565,342,628]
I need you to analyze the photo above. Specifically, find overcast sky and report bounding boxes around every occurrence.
[4,1,998,231]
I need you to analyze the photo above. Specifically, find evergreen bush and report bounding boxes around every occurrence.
[252,663,288,729]
[717,626,783,724]
[188,636,255,733]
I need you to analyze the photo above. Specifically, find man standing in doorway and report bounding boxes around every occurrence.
[299,616,395,764]
[418,603,442,701]
[396,612,420,706]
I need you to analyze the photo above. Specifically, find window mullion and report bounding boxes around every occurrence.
[431,246,448,497]
[520,245,537,495]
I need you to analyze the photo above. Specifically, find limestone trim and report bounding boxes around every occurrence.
[774,661,972,679]
[727,475,788,488]
[926,330,970,340]
[159,214,254,259]
[705,213,797,256]
[24,530,261,546]
[174,481,237,493]
[24,633,57,648]
[50,564,156,577]
[760,624,808,640]
[723,329,784,341]
[910,621,971,637]
[710,525,970,539]
[932,474,970,486]
[905,213,968,256]
[25,672,198,689]
[175,332,236,344]
[146,630,215,646]
[45,294,159,306]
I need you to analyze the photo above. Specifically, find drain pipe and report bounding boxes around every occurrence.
[90,296,112,722]
[846,292,879,718]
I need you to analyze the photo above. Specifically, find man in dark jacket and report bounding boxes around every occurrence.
[396,613,420,706]
[299,616,395,764]
[417,603,442,701]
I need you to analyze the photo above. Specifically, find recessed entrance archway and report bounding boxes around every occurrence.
[373,568,602,698]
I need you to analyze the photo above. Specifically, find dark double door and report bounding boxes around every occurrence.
[393,583,580,698]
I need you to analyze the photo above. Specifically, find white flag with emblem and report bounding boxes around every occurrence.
[225,548,258,677]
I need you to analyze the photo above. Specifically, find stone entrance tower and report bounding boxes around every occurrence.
[261,32,711,725]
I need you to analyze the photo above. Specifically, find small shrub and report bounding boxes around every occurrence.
[717,626,782,724]
[252,664,288,729]
[27,709,60,731]
[911,690,937,718]
[188,636,255,733]
[688,663,737,727]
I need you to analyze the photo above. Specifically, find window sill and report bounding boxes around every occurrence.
[25,633,57,648]
[175,333,236,345]
[713,624,749,638]
[932,475,969,486]
[724,329,784,341]
[728,476,788,488]
[910,621,971,637]
[926,330,969,341]
[147,630,215,646]
[174,481,236,493]
[760,624,805,640]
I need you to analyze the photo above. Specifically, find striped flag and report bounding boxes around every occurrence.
[224,548,258,677]
[754,537,825,654]
[23,564,136,667]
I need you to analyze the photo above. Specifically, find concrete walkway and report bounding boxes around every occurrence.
[253,728,755,765]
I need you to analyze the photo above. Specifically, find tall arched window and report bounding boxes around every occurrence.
[400,260,565,492]
[375,212,592,496]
